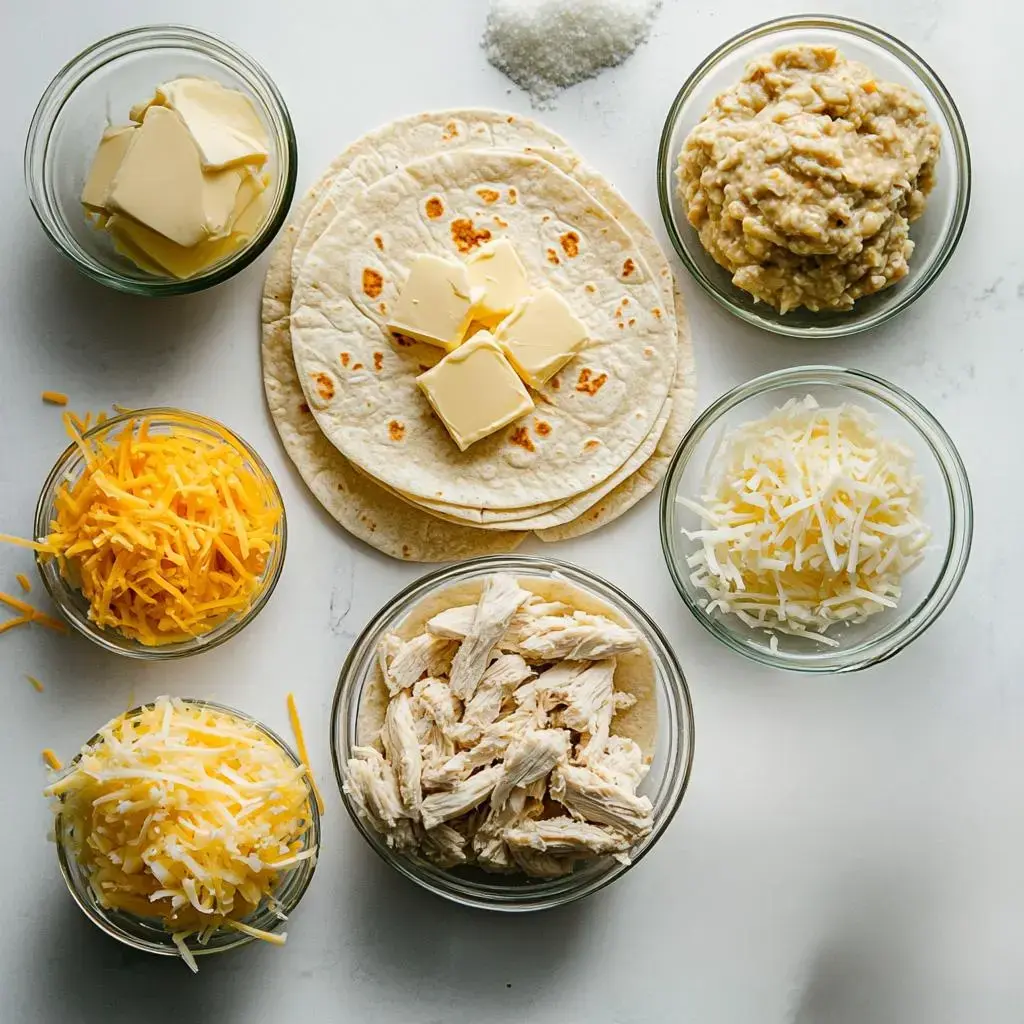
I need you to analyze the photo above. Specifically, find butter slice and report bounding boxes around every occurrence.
[466,240,530,323]
[106,105,245,247]
[153,77,269,170]
[493,288,588,388]
[81,125,136,210]
[388,254,479,352]
[417,331,534,451]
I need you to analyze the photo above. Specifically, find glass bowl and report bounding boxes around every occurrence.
[54,699,320,964]
[657,15,971,338]
[331,555,695,912]
[33,408,287,659]
[660,366,972,673]
[25,24,297,295]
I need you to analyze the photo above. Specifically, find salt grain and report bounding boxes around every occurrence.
[482,0,662,107]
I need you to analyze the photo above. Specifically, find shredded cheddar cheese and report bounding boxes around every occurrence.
[15,573,31,593]
[41,391,69,406]
[42,748,62,770]
[9,413,281,646]
[679,396,930,644]
[47,697,316,971]
[287,693,325,817]
[0,591,67,634]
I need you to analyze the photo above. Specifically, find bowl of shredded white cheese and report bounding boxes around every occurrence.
[660,366,972,672]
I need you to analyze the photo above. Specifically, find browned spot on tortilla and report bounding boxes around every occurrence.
[546,248,560,265]
[652,307,662,319]
[628,318,636,327]
[451,218,491,253]
[614,306,622,319]
[477,188,500,204]
[299,402,310,414]
[373,352,383,371]
[393,333,414,347]
[576,369,608,396]
[402,545,411,558]
[585,283,596,293]
[508,188,518,204]
[389,420,405,442]
[542,215,550,222]
[493,216,508,228]
[623,258,636,277]
[535,419,551,437]
[312,373,334,401]
[373,234,384,250]
[510,427,535,452]
[362,267,383,298]
[551,376,561,390]
[585,439,601,452]
[560,231,580,258]
[379,302,387,314]
[618,323,625,329]
[352,362,363,371]
[442,121,459,141]
[425,196,444,219]
[622,297,630,306]
[506,115,515,123]
[340,352,350,367]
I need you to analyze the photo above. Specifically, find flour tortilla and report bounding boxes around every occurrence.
[262,109,695,559]
[291,149,676,510]
[355,575,658,759]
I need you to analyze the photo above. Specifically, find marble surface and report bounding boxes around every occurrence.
[1,1,1019,1021]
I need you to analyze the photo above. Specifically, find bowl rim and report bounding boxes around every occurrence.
[33,406,288,659]
[659,365,974,673]
[329,553,696,912]
[24,23,298,296]
[656,13,973,338]
[54,697,321,960]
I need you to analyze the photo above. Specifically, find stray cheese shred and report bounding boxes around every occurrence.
[9,413,281,646]
[16,573,31,593]
[286,693,326,817]
[0,591,67,634]
[679,397,930,644]
[27,675,45,693]
[41,390,69,406]
[46,697,317,970]
[42,748,63,770]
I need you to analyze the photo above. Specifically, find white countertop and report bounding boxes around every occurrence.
[2,1,1019,1021]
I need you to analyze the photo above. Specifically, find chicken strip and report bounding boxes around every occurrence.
[503,817,630,857]
[416,823,468,869]
[448,575,532,701]
[378,632,455,695]
[425,595,570,644]
[344,747,415,849]
[473,784,544,872]
[578,734,649,791]
[491,728,571,811]
[550,763,654,839]
[380,692,422,816]
[515,612,643,662]
[449,654,535,745]
[508,846,575,878]
[420,763,504,831]
[421,733,509,791]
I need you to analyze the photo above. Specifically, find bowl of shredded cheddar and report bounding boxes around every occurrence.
[49,697,320,971]
[22,407,286,657]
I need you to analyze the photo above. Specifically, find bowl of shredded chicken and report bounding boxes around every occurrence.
[332,557,694,910]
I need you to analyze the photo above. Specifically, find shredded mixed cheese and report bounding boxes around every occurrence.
[47,697,317,971]
[679,396,930,644]
[5,413,282,646]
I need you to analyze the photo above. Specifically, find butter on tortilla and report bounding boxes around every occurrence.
[466,239,531,323]
[417,331,534,450]
[388,254,479,352]
[493,288,588,388]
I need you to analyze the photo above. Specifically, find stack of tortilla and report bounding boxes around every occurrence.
[261,110,695,562]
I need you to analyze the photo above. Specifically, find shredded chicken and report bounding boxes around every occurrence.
[449,575,532,701]
[550,764,654,839]
[345,573,656,878]
[420,764,504,831]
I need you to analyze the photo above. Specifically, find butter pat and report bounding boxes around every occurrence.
[81,125,136,210]
[493,288,588,388]
[152,77,269,170]
[417,331,534,450]
[388,255,479,352]
[105,105,244,247]
[466,240,530,322]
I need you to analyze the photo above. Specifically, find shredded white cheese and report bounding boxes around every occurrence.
[679,396,930,644]
[47,697,316,970]
[482,0,662,107]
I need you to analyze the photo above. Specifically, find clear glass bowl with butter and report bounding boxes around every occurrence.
[660,367,973,673]
[25,25,296,295]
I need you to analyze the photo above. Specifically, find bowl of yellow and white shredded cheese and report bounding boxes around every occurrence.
[22,408,286,658]
[660,366,972,673]
[49,697,320,971]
